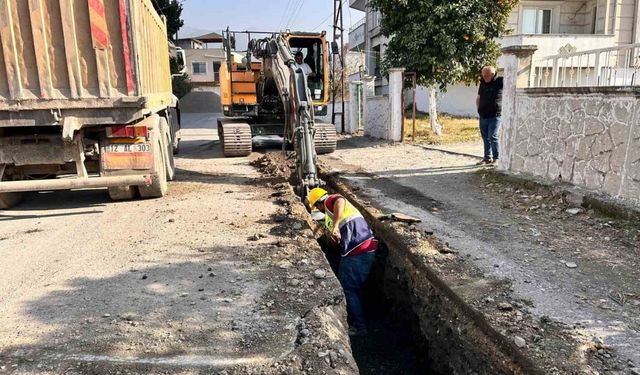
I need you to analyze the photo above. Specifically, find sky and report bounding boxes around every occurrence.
[178,0,363,42]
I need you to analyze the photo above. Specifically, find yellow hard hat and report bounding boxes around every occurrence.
[308,187,328,208]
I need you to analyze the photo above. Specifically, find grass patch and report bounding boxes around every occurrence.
[403,112,480,145]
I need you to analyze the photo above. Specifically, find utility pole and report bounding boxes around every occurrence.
[331,0,345,133]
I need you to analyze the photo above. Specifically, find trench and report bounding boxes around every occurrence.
[302,184,543,375]
[262,151,541,375]
[317,236,432,374]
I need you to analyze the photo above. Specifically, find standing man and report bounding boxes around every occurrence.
[308,187,377,337]
[476,66,503,165]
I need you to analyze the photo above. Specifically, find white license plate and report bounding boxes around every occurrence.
[104,143,150,153]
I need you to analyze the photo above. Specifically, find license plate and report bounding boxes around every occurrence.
[104,143,150,153]
[102,142,153,170]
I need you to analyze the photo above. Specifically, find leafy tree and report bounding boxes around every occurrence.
[170,57,192,98]
[152,0,184,40]
[370,0,517,135]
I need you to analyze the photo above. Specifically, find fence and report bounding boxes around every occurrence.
[531,43,640,88]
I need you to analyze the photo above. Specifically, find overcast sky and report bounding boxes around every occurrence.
[178,0,363,41]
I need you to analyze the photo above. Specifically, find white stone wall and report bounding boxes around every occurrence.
[505,89,640,204]
[364,96,390,140]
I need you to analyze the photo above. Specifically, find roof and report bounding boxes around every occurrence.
[192,32,223,43]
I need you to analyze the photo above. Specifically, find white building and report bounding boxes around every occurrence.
[349,0,640,117]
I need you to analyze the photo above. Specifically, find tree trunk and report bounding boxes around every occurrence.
[428,86,442,136]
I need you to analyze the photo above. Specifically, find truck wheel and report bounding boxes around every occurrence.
[169,107,181,155]
[161,117,176,181]
[0,192,23,209]
[139,131,168,198]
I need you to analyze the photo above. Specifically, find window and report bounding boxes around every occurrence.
[213,62,221,82]
[192,62,207,75]
[522,8,552,34]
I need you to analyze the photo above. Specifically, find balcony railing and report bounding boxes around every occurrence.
[531,43,640,87]
[349,17,366,33]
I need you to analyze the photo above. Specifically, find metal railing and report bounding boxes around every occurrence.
[531,43,640,87]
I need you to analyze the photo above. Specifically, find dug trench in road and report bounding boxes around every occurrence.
[256,152,550,375]
[0,113,358,374]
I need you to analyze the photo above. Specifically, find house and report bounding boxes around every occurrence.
[349,0,640,116]
[176,32,225,89]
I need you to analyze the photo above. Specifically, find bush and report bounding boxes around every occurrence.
[172,74,192,99]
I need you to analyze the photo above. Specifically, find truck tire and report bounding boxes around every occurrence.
[169,107,181,155]
[0,192,22,209]
[314,123,338,154]
[138,130,168,198]
[161,117,176,181]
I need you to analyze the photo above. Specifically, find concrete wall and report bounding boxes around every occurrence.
[364,96,390,139]
[505,87,640,204]
[414,84,479,118]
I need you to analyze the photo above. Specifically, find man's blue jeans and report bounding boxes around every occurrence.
[479,117,501,160]
[338,252,375,331]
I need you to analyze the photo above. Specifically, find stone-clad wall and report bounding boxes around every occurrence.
[504,88,640,204]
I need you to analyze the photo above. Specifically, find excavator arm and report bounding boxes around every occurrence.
[250,36,322,200]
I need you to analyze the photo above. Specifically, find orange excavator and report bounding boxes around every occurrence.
[217,29,337,199]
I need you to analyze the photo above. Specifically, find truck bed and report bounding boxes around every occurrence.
[0,0,172,123]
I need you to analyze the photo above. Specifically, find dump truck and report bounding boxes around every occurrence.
[0,0,185,209]
[217,29,337,158]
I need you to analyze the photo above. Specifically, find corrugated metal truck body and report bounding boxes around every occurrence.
[0,0,180,207]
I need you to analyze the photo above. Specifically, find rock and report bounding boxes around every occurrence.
[497,302,514,311]
[313,269,327,279]
[292,223,303,230]
[102,314,111,318]
[565,208,583,215]
[168,218,175,223]
[565,262,578,268]
[248,234,260,241]
[279,261,293,269]
[288,279,300,287]
[514,336,526,348]
[483,297,495,304]
[198,288,204,292]
[179,293,189,297]
[299,328,310,337]
[274,216,287,223]
[209,272,216,277]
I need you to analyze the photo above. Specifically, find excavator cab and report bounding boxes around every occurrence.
[285,34,329,116]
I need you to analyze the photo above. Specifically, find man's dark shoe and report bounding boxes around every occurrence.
[476,159,492,165]
[489,158,499,165]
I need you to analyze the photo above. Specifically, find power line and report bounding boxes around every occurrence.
[311,0,348,32]
[278,0,296,30]
[285,0,306,30]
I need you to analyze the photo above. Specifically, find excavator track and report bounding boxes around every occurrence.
[314,123,338,154]
[221,122,252,157]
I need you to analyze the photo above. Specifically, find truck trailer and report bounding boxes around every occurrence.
[0,0,184,208]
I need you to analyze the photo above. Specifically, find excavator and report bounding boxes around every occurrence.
[217,29,338,200]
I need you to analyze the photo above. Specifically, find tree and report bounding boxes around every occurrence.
[170,56,192,98]
[369,0,517,136]
[152,0,184,40]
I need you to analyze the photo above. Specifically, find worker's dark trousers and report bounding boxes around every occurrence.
[339,251,375,330]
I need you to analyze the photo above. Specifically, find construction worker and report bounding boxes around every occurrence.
[308,187,377,336]
[294,51,314,77]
